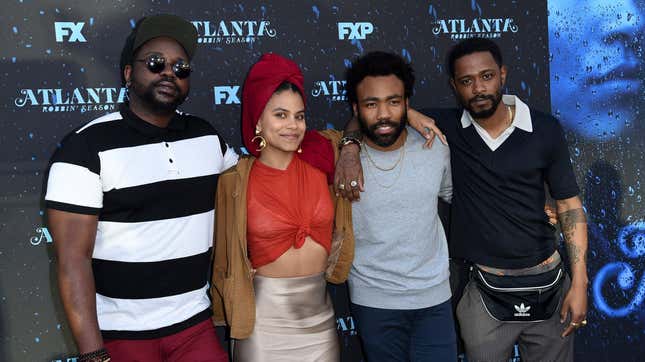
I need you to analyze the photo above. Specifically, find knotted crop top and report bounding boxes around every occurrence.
[246,156,334,268]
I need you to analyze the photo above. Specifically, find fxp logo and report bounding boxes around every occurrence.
[54,22,87,43]
[338,22,373,40]
[213,86,240,105]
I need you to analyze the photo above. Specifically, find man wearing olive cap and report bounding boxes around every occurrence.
[45,14,236,361]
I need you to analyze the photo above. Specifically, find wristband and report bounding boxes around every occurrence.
[339,136,361,150]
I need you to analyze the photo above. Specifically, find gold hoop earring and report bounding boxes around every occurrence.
[251,129,266,151]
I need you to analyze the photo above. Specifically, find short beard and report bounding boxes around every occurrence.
[130,75,187,113]
[358,108,407,148]
[461,88,503,119]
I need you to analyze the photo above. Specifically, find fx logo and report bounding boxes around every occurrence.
[338,22,373,40]
[213,86,240,105]
[54,22,87,43]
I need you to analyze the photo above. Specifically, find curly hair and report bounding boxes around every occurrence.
[345,51,415,104]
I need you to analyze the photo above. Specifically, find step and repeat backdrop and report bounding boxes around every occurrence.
[0,0,642,361]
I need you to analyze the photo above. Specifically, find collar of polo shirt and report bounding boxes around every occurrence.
[119,104,187,136]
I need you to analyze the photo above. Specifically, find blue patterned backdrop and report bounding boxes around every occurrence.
[549,1,645,360]
[0,1,642,361]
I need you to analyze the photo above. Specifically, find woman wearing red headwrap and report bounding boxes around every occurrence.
[211,54,355,361]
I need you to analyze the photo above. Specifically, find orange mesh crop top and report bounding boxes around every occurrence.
[246,156,334,268]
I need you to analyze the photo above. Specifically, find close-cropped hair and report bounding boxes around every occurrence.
[446,37,504,78]
[345,51,415,104]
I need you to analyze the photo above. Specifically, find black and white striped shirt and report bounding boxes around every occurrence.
[45,106,238,339]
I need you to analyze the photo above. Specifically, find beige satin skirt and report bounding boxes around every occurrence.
[233,272,339,362]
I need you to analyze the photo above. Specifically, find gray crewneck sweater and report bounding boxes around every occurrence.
[349,128,452,309]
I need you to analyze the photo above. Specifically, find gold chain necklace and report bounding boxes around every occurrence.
[363,143,406,189]
[506,105,514,128]
[364,141,405,171]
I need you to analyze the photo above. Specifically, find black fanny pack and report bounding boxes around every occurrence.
[472,262,565,322]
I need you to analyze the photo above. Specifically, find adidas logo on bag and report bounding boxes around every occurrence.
[513,303,531,317]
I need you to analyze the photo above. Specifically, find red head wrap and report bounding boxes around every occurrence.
[241,53,335,183]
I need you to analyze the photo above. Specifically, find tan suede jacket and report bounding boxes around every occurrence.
[210,129,355,339]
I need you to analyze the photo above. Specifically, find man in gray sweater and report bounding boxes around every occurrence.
[340,51,456,361]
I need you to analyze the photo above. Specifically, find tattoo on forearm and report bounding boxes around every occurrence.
[559,208,586,240]
[566,243,585,265]
[558,208,587,264]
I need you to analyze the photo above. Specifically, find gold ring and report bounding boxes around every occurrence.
[570,322,579,327]
[580,319,588,326]
[338,184,345,190]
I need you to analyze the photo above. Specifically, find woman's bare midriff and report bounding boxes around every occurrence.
[255,236,328,278]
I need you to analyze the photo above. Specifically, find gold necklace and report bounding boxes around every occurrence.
[363,143,406,189]
[506,105,514,127]
[364,141,405,171]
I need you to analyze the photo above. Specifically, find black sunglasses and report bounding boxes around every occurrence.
[135,55,192,79]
